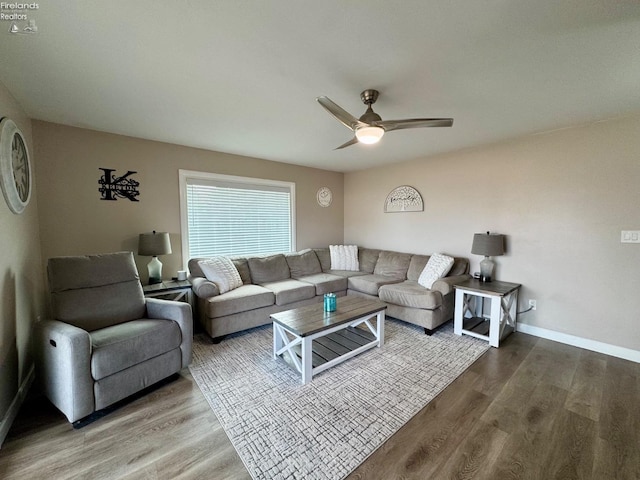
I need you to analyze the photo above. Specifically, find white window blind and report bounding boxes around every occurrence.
[179,171,295,260]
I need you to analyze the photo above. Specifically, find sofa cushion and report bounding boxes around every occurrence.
[260,279,316,306]
[90,319,181,380]
[407,255,430,282]
[418,253,455,289]
[247,254,291,284]
[297,273,348,295]
[378,281,443,310]
[330,245,359,271]
[348,274,404,296]
[229,257,252,284]
[313,248,331,272]
[359,248,381,274]
[373,251,412,279]
[205,284,275,318]
[285,249,322,278]
[198,257,243,294]
[449,257,470,276]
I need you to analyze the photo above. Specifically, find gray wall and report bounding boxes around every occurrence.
[0,82,45,442]
[345,114,640,353]
[33,121,345,284]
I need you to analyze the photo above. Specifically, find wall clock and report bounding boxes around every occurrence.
[0,118,32,214]
[316,186,332,207]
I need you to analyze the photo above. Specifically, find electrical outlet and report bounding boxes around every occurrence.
[529,300,537,311]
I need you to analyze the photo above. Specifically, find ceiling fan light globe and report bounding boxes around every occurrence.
[355,126,384,144]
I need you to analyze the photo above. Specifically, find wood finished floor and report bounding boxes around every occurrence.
[1,331,639,479]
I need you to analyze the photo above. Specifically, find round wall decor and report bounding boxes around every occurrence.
[316,186,332,207]
[0,118,32,214]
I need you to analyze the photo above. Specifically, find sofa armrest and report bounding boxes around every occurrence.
[35,319,94,423]
[431,274,472,296]
[191,276,220,299]
[146,298,193,367]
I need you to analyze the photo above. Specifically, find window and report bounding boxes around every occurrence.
[179,170,296,261]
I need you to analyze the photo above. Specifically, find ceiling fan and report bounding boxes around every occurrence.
[316,89,453,149]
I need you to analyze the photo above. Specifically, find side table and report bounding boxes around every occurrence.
[142,279,193,307]
[453,278,521,347]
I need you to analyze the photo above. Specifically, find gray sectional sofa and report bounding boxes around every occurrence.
[188,247,470,341]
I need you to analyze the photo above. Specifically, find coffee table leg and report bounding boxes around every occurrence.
[301,337,312,384]
[377,311,385,347]
[273,322,283,360]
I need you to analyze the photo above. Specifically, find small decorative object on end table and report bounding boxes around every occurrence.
[142,279,192,307]
[453,278,520,347]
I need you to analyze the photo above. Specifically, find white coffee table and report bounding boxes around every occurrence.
[270,296,386,384]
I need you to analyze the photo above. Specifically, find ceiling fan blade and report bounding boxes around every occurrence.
[317,96,367,131]
[378,118,453,132]
[334,137,359,150]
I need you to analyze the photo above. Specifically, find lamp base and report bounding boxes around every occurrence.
[479,256,495,282]
[147,256,163,285]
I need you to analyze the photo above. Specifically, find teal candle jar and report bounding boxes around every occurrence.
[323,293,337,312]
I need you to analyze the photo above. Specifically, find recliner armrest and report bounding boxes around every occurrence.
[431,274,472,296]
[146,298,193,367]
[35,319,94,423]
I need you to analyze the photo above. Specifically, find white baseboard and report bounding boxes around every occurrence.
[516,323,640,364]
[0,364,34,448]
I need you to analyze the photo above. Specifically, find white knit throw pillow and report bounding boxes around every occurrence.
[198,257,243,294]
[329,245,359,271]
[418,253,455,289]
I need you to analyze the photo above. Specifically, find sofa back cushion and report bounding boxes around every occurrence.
[359,248,381,274]
[407,254,430,282]
[228,256,252,284]
[313,248,331,272]
[285,249,322,278]
[449,257,470,276]
[48,251,146,332]
[247,254,291,284]
[373,251,412,279]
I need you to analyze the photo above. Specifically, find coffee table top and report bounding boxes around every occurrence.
[270,295,386,337]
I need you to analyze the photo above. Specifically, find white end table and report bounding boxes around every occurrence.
[453,279,521,347]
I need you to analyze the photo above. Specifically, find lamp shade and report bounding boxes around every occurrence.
[138,231,172,256]
[471,232,504,257]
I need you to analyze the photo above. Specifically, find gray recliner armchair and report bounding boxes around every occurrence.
[35,251,192,425]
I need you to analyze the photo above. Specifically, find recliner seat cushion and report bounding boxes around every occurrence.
[378,281,443,310]
[90,319,182,380]
[348,274,404,296]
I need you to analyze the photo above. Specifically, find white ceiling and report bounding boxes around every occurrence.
[1,1,640,172]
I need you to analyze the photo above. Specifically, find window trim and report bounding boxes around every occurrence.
[178,169,296,267]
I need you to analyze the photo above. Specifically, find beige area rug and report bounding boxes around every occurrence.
[189,319,489,480]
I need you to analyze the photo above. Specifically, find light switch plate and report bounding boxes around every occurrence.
[621,230,640,243]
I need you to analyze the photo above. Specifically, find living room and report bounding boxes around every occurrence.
[1,1,639,478]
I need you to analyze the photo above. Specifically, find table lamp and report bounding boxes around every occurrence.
[471,231,504,282]
[138,231,172,285]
